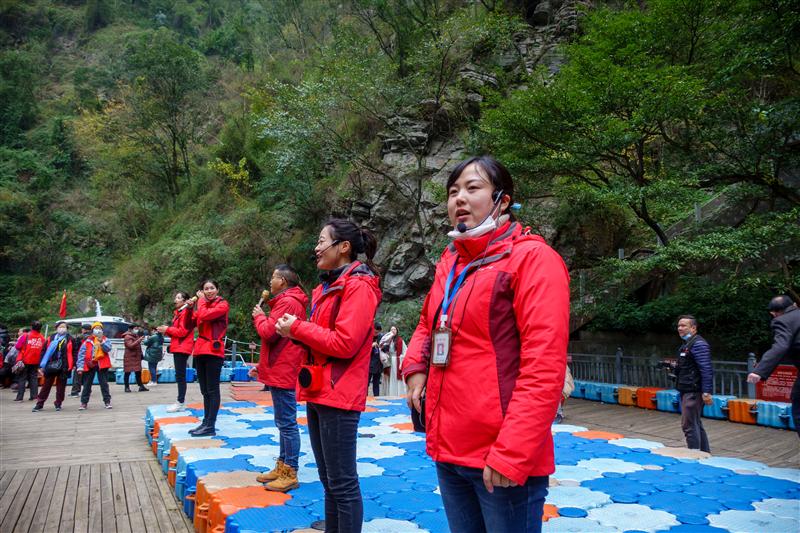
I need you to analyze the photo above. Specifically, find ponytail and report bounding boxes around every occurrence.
[325,218,380,276]
[360,227,379,276]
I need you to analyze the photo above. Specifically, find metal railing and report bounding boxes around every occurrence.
[569,350,758,398]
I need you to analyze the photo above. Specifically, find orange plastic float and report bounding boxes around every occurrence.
[573,430,624,440]
[194,470,262,512]
[617,386,638,406]
[542,504,559,522]
[391,423,415,431]
[152,415,200,439]
[199,486,290,533]
[728,399,759,424]
[635,387,663,409]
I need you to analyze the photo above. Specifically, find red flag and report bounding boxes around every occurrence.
[59,290,67,318]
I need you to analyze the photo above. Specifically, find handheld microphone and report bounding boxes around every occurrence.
[178,296,198,311]
[457,190,505,233]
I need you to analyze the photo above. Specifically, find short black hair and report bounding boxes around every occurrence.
[274,264,301,288]
[768,295,795,312]
[81,323,92,330]
[677,315,697,327]
[31,320,42,332]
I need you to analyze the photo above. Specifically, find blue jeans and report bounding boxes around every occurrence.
[436,462,548,533]
[270,386,300,470]
[307,402,362,533]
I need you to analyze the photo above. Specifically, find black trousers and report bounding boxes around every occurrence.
[369,371,381,396]
[792,375,800,438]
[195,355,223,427]
[15,364,39,400]
[680,392,710,452]
[173,353,190,404]
[80,367,111,405]
[70,369,82,394]
[124,371,143,388]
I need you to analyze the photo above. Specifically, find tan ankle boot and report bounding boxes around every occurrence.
[256,460,285,483]
[265,465,299,492]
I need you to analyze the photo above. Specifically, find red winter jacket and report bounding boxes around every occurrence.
[166,307,195,355]
[254,286,309,389]
[17,330,46,365]
[193,297,229,357]
[290,261,382,411]
[78,336,112,371]
[402,222,570,485]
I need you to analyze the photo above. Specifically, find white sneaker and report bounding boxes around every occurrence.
[166,402,185,413]
[150,381,157,387]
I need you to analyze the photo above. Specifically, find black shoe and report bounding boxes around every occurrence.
[124,387,131,393]
[13,398,23,402]
[190,426,216,437]
[32,405,42,412]
[70,392,80,397]
[310,520,326,531]
[138,386,149,392]
[55,406,62,411]
[188,424,207,435]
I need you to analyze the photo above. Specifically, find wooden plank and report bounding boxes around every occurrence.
[100,463,116,533]
[0,469,15,495]
[0,469,26,521]
[110,462,132,533]
[132,460,174,533]
[88,463,102,533]
[0,468,36,533]
[119,461,146,533]
[44,466,71,533]
[145,459,191,533]
[27,466,59,533]
[59,464,81,533]
[73,464,91,533]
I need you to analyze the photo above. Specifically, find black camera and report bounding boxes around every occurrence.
[411,393,426,433]
[212,340,222,351]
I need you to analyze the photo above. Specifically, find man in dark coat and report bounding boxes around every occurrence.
[748,295,800,436]
[368,322,383,396]
[675,315,713,452]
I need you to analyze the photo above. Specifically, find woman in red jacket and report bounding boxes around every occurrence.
[157,291,195,413]
[402,156,570,533]
[275,219,381,533]
[188,280,229,437]
[14,321,46,402]
[250,264,308,492]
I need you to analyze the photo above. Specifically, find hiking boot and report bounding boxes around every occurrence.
[138,386,149,392]
[166,403,185,413]
[256,460,285,483]
[265,465,299,493]
[191,426,216,437]
[79,403,87,410]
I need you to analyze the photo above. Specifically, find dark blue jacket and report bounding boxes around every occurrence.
[676,334,713,394]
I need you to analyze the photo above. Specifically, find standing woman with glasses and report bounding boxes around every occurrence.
[275,219,382,533]
[402,156,570,533]
[157,291,196,413]
[188,280,229,437]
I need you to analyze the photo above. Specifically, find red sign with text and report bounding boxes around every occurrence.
[756,365,797,402]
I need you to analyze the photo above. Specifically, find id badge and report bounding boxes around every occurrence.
[432,327,451,367]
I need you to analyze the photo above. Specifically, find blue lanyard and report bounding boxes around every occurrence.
[440,258,477,328]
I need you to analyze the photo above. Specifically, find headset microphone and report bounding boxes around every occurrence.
[310,240,340,262]
[456,189,505,233]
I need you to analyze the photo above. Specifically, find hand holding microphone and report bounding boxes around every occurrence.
[178,296,198,311]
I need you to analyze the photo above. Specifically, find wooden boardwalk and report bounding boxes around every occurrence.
[1,380,797,532]
[0,379,197,533]
[566,398,799,468]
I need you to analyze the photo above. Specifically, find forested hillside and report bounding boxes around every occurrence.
[1,0,798,356]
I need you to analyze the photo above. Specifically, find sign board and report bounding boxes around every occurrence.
[756,364,797,402]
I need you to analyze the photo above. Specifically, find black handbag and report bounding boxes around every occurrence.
[44,355,63,376]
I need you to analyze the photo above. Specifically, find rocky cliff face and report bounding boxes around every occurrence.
[355,1,590,302]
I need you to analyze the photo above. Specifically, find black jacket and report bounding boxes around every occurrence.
[755,306,800,379]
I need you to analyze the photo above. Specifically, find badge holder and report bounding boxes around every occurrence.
[432,315,451,367]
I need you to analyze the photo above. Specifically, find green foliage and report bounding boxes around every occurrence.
[0,48,40,145]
